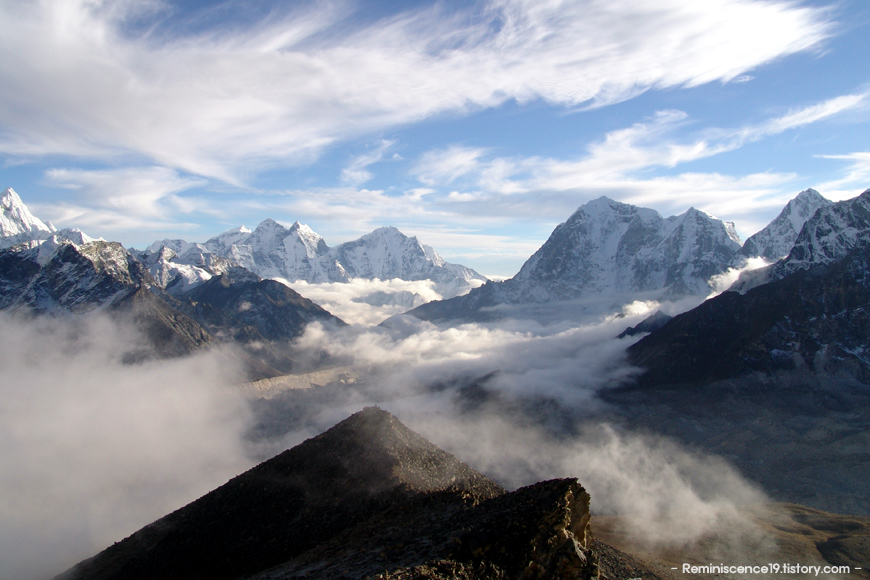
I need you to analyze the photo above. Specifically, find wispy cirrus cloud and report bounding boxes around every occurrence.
[410,92,867,235]
[339,139,398,185]
[815,152,870,200]
[36,166,209,235]
[0,0,832,184]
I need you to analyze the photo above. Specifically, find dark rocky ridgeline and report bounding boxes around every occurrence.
[609,234,870,514]
[56,407,650,580]
[616,310,672,339]
[180,266,344,343]
[625,237,870,388]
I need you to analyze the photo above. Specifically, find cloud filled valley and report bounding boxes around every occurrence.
[0,297,775,579]
[4,185,870,578]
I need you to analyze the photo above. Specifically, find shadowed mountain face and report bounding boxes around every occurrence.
[57,408,611,580]
[627,238,870,388]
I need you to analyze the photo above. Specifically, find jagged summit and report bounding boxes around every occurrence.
[406,197,742,321]
[1,187,56,247]
[739,188,833,261]
[772,188,870,278]
[145,219,487,297]
[506,197,741,298]
[628,188,870,387]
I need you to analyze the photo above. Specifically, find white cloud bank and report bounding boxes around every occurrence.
[264,301,774,559]
[0,313,254,580]
[0,295,778,577]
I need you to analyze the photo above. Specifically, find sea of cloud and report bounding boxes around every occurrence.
[1,292,774,578]
[252,295,774,557]
[0,313,254,580]
[284,277,448,326]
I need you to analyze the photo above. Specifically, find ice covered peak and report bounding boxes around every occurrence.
[572,196,618,217]
[511,196,741,298]
[783,188,831,232]
[568,197,662,225]
[255,218,285,231]
[368,226,403,237]
[205,225,253,252]
[288,221,323,241]
[740,188,834,261]
[768,188,870,280]
[1,187,56,241]
[724,221,741,245]
[53,227,100,246]
[221,225,252,236]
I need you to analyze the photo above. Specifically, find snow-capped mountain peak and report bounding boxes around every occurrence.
[739,188,833,261]
[1,187,57,247]
[511,197,739,298]
[772,188,870,278]
[156,219,484,295]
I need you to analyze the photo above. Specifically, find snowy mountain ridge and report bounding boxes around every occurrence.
[404,196,747,321]
[738,188,834,262]
[510,198,742,300]
[146,220,488,299]
[1,187,56,248]
[772,188,870,279]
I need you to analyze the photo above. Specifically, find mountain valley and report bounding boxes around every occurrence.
[4,184,870,579]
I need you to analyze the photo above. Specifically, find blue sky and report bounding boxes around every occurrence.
[1,0,869,276]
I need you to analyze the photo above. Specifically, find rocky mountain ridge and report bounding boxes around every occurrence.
[56,407,607,580]
[626,189,870,387]
[0,191,344,378]
[738,188,833,262]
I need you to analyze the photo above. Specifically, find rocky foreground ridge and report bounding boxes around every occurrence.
[56,407,642,580]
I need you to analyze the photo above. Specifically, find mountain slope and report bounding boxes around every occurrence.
[0,187,55,247]
[772,189,870,279]
[407,197,741,321]
[627,201,870,387]
[55,407,603,580]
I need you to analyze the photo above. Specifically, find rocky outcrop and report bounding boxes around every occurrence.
[57,407,604,580]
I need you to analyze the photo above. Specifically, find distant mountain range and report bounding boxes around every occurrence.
[5,185,854,333]
[0,188,344,378]
[6,184,869,378]
[404,195,777,322]
[143,219,487,299]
